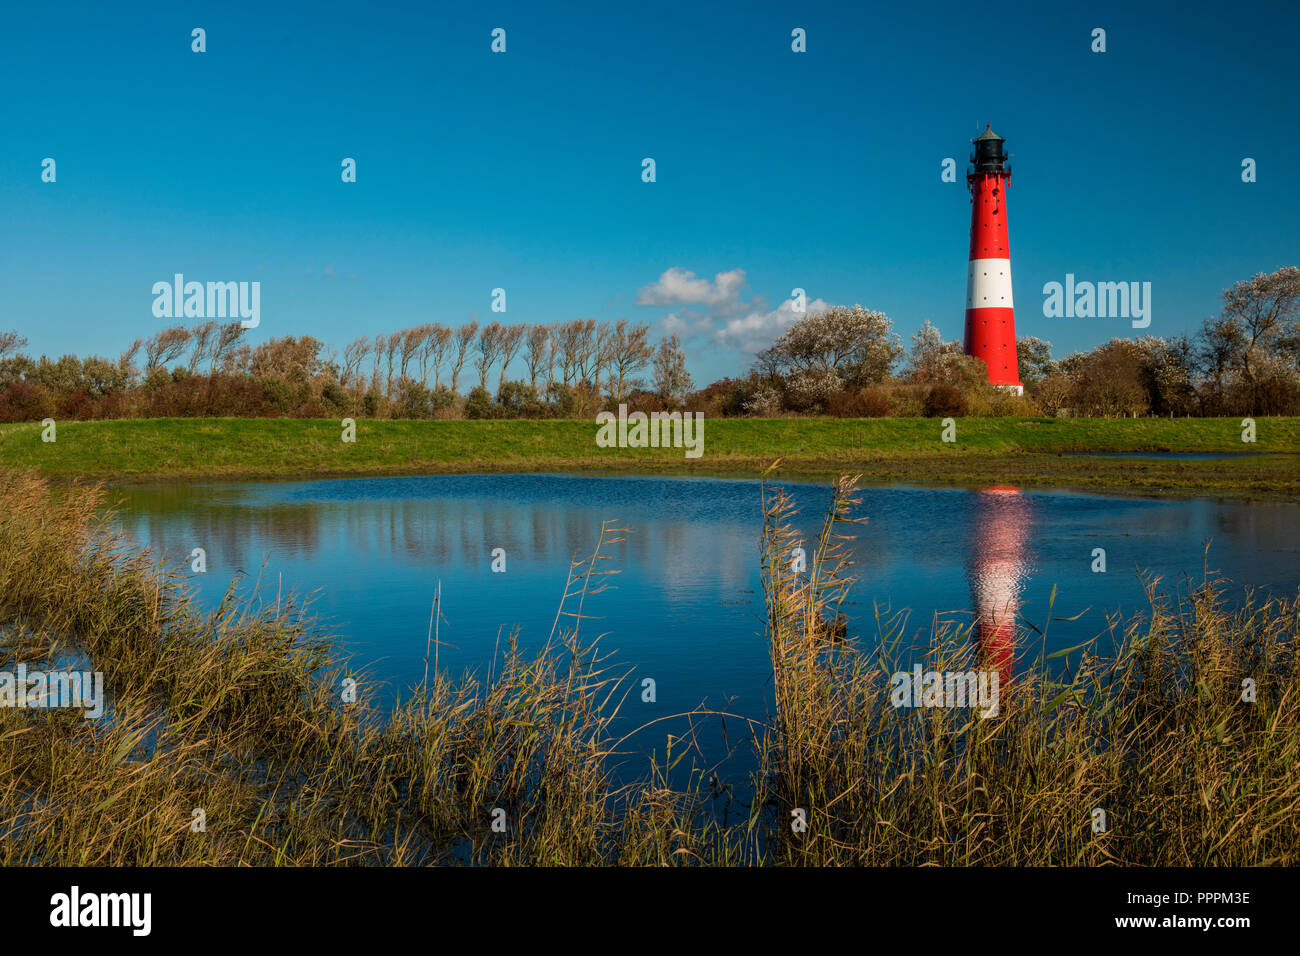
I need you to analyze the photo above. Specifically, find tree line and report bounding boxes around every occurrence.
[0,319,691,422]
[1,266,1295,422]
[703,266,1300,419]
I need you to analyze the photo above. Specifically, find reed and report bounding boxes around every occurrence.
[0,472,656,864]
[745,471,1300,864]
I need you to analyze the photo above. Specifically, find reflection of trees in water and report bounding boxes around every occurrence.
[113,489,756,594]
[114,500,326,570]
[1075,497,1297,589]
[1085,497,1300,556]
[1198,501,1298,566]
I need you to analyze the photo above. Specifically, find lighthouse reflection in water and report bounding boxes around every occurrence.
[966,485,1036,685]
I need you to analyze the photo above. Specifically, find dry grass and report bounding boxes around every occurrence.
[1,469,1297,865]
[744,470,1300,864]
[0,472,677,864]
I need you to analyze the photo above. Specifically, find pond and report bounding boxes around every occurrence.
[107,474,1300,773]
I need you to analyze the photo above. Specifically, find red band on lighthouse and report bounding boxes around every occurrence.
[963,125,1022,393]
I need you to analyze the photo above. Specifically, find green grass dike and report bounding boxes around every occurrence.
[1,416,1297,498]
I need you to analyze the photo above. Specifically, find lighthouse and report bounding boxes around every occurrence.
[963,125,1022,393]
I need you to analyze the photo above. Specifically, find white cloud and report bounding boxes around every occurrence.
[662,308,719,340]
[715,297,832,353]
[636,267,748,309]
[636,265,832,358]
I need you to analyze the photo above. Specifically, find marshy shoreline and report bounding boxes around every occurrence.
[3,468,1298,866]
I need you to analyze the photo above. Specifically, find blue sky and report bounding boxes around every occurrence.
[3,0,1298,385]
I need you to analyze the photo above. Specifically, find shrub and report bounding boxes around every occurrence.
[923,383,967,417]
[891,388,926,417]
[144,367,172,390]
[464,385,496,419]
[424,386,459,420]
[825,386,892,418]
[987,390,1041,417]
[497,381,547,419]
[689,378,746,417]
[1033,372,1074,416]
[785,369,843,413]
[621,390,665,415]
[395,380,432,419]
[1070,340,1150,417]
[743,381,783,417]
[320,381,353,415]
[546,382,587,417]
[259,376,311,414]
[0,381,55,422]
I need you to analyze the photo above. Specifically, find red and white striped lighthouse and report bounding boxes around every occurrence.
[963,125,1022,393]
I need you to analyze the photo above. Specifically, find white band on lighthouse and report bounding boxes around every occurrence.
[965,258,1014,309]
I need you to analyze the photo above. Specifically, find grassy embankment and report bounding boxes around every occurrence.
[3,471,1299,865]
[1,416,1298,496]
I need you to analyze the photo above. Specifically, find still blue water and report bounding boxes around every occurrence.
[108,474,1300,771]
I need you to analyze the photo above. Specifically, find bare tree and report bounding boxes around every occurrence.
[572,319,598,387]
[223,342,253,376]
[752,345,782,383]
[383,333,400,397]
[544,324,559,386]
[0,331,28,361]
[144,326,192,371]
[607,319,653,403]
[415,325,435,386]
[119,338,143,375]
[450,321,479,394]
[342,335,372,392]
[498,324,526,390]
[369,332,387,393]
[593,322,616,397]
[524,324,551,390]
[653,334,693,405]
[210,322,245,375]
[428,325,453,388]
[554,320,582,386]
[187,321,218,373]
[1220,266,1300,408]
[476,322,505,389]
[398,327,422,383]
